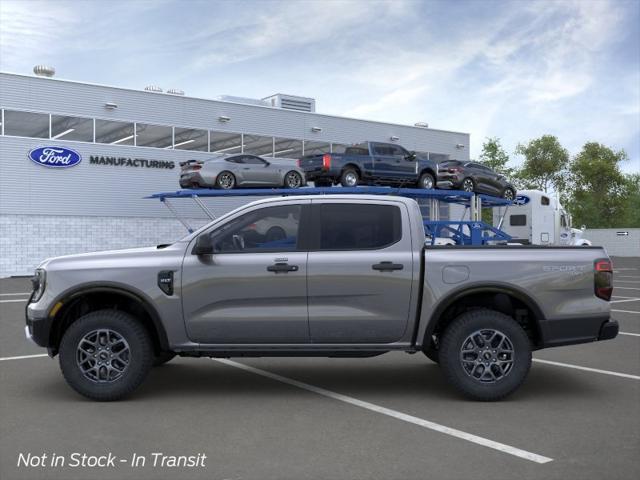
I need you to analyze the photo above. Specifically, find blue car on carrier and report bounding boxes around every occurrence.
[298,141,439,189]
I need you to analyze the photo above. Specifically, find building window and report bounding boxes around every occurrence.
[95,119,135,145]
[3,110,49,138]
[428,153,450,163]
[331,143,349,154]
[51,114,93,142]
[173,127,208,151]
[273,137,303,159]
[210,131,243,154]
[303,140,330,156]
[244,134,274,156]
[135,123,173,148]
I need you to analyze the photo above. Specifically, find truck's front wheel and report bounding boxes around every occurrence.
[59,310,154,401]
[439,309,531,401]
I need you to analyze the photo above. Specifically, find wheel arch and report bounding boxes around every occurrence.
[48,284,170,356]
[419,167,436,178]
[422,284,546,349]
[341,163,362,176]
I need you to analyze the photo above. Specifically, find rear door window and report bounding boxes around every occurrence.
[317,204,402,250]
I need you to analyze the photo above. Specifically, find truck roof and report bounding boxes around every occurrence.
[243,194,418,208]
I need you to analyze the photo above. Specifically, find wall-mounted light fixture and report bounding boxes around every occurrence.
[218,115,230,123]
[456,143,465,149]
[311,126,323,133]
[104,102,118,110]
[414,122,429,128]
[390,135,400,141]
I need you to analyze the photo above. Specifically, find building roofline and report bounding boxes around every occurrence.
[0,71,470,137]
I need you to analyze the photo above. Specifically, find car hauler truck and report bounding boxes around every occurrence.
[493,190,592,246]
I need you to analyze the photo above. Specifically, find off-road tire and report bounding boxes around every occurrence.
[439,309,531,401]
[59,310,154,401]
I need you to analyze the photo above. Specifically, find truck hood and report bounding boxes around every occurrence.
[38,243,188,271]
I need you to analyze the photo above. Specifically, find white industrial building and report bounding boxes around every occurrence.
[0,69,470,277]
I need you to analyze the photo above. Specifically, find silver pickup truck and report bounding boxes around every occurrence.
[25,195,617,401]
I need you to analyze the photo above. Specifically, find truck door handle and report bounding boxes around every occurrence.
[267,262,298,273]
[372,261,404,271]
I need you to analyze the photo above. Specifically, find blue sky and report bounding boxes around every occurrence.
[1,0,638,172]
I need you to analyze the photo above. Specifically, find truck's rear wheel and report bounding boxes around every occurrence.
[59,310,153,401]
[340,168,359,187]
[439,309,531,401]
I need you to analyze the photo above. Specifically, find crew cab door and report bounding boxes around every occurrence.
[372,143,415,182]
[181,201,311,343]
[307,200,414,343]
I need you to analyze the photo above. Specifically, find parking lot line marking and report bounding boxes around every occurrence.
[614,287,640,291]
[532,359,640,380]
[214,359,553,464]
[0,299,28,303]
[610,298,640,304]
[0,353,48,362]
[617,275,640,279]
[0,292,31,296]
[616,280,640,284]
[612,295,640,299]
[619,332,640,337]
[614,268,638,271]
[612,309,640,314]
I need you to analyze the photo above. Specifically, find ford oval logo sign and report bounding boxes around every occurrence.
[28,146,82,168]
[514,195,530,206]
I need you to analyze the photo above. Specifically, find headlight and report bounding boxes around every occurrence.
[31,268,46,302]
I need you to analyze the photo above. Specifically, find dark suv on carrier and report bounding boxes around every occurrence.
[437,160,516,199]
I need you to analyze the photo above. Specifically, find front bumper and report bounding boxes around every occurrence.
[25,310,53,348]
[539,315,618,348]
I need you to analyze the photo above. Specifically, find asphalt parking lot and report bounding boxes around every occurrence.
[1,257,639,480]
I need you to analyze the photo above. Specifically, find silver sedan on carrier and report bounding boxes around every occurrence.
[179,154,306,189]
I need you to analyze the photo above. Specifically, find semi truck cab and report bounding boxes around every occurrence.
[494,189,592,246]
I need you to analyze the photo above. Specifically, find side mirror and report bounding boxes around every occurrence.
[193,234,214,255]
[406,151,417,161]
[264,161,270,167]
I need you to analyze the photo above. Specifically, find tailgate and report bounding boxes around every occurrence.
[298,154,325,171]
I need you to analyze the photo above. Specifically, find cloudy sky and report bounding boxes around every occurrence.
[1,0,638,172]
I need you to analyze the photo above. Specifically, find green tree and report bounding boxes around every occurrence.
[479,137,514,177]
[618,173,640,228]
[515,135,569,193]
[566,142,629,228]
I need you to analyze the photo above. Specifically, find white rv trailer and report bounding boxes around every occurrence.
[493,190,591,246]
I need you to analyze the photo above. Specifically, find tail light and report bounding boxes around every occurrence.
[322,154,332,170]
[297,159,301,167]
[448,167,462,173]
[191,164,202,171]
[594,258,613,301]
